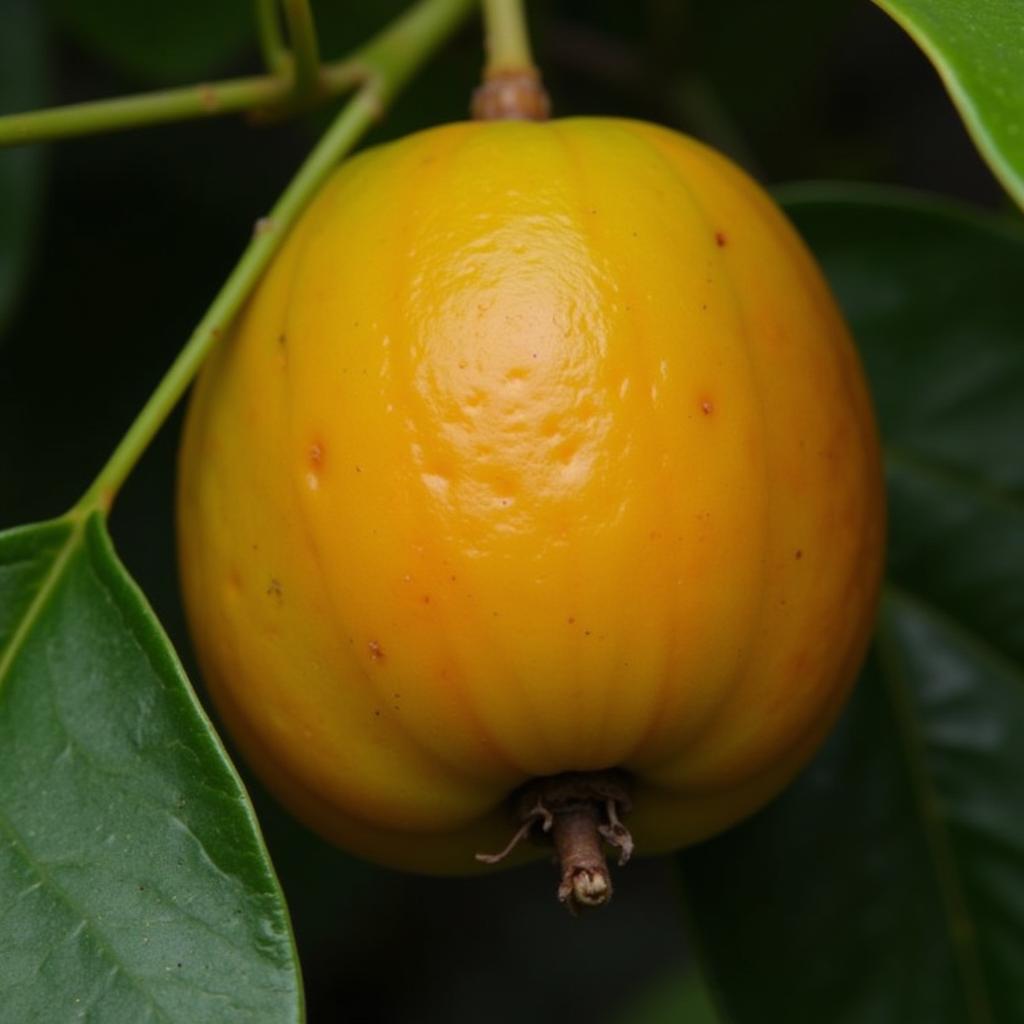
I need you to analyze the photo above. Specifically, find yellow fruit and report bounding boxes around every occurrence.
[177,118,884,884]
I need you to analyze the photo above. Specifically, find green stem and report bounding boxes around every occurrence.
[74,0,476,517]
[281,0,322,98]
[481,0,536,75]
[0,51,375,149]
[255,0,289,74]
[0,0,473,149]
[357,0,478,105]
[0,74,292,146]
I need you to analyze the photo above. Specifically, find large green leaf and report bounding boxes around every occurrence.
[0,0,46,336]
[680,188,1024,1023]
[873,0,1024,210]
[0,513,302,1023]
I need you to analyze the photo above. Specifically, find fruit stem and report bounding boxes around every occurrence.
[473,0,550,120]
[481,0,536,74]
[553,802,613,911]
[71,0,476,517]
[476,771,633,914]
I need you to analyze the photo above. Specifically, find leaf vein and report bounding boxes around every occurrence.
[876,588,996,1024]
[0,807,175,1023]
[0,519,79,698]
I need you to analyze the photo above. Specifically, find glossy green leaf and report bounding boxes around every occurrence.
[873,0,1024,210]
[50,0,252,84]
[0,0,46,336]
[680,188,1024,1023]
[0,513,302,1023]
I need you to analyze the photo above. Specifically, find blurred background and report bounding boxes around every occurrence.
[0,1,1010,1020]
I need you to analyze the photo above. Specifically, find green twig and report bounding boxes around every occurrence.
[0,56,369,148]
[357,0,477,106]
[254,0,289,74]
[0,0,472,149]
[481,0,536,75]
[73,0,476,516]
[281,0,322,98]
[0,74,290,146]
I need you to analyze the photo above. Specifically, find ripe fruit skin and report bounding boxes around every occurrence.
[177,118,884,873]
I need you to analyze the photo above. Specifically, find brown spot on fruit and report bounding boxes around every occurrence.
[701,399,714,415]
[306,441,326,490]
[795,549,803,560]
[715,230,728,247]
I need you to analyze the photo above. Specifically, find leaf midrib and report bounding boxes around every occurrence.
[0,518,81,697]
[876,585,996,1024]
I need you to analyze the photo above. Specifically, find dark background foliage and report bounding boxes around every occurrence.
[0,1,1010,1020]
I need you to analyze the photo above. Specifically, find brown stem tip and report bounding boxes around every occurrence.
[471,68,551,121]
[476,771,633,914]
